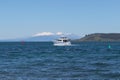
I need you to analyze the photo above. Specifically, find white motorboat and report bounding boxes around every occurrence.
[53,37,71,46]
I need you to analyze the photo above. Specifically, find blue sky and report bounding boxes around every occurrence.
[0,0,120,39]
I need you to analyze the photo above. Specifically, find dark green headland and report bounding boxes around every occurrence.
[75,33,120,42]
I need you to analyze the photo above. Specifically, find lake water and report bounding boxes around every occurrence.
[0,42,120,80]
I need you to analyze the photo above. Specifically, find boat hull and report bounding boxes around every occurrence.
[54,42,71,46]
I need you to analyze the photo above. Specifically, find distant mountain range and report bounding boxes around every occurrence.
[1,32,81,42]
[2,32,120,42]
[24,32,80,41]
[75,33,120,42]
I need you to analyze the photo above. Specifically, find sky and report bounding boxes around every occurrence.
[0,0,120,39]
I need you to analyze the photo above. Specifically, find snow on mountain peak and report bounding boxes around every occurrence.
[32,32,81,39]
[56,32,63,35]
[33,32,65,37]
[33,32,55,36]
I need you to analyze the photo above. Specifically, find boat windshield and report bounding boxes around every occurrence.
[58,40,62,41]
[63,40,68,42]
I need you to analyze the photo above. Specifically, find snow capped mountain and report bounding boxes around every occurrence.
[24,32,81,42]
[1,32,81,42]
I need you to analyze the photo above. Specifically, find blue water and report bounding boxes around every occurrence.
[0,42,120,80]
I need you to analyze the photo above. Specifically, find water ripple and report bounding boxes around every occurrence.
[0,42,119,79]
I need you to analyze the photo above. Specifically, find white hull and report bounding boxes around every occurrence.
[54,42,71,46]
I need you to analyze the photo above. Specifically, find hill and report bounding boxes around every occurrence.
[75,33,120,42]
